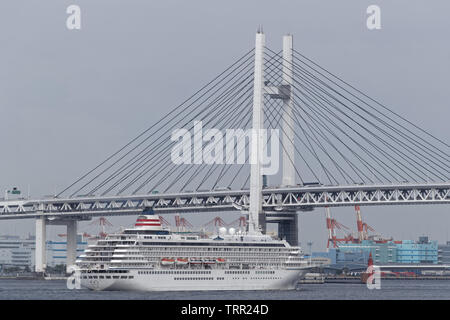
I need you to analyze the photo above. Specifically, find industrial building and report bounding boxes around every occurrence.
[312,236,439,272]
[0,234,87,271]
[312,248,368,271]
[396,236,438,264]
[337,241,397,264]
[438,241,450,265]
[48,234,88,266]
[320,205,441,271]
[0,235,38,269]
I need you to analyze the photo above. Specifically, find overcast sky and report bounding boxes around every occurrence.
[0,0,449,251]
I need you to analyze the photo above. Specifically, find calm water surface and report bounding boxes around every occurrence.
[0,279,449,300]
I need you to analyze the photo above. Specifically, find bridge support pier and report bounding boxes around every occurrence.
[35,217,47,273]
[258,212,267,234]
[266,212,299,246]
[34,216,87,274]
[66,220,78,273]
[277,213,298,246]
[47,218,80,273]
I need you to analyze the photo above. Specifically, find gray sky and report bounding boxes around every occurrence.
[0,0,449,251]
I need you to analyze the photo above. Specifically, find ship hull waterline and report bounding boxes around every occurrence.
[80,268,310,292]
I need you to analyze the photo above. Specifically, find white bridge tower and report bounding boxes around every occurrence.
[248,31,297,244]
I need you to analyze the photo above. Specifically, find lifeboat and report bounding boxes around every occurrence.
[203,258,216,265]
[176,258,189,265]
[161,258,175,266]
[189,258,202,264]
[216,258,226,263]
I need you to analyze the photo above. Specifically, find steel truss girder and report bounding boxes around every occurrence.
[0,183,449,220]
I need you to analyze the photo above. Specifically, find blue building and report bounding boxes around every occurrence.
[312,236,439,271]
[396,236,438,264]
[312,248,369,271]
[48,234,88,266]
[338,240,397,264]
[438,241,450,265]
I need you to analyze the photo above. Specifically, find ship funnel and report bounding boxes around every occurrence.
[135,215,163,230]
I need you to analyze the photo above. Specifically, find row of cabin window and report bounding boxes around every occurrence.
[84,275,134,279]
[173,277,214,281]
[138,270,212,275]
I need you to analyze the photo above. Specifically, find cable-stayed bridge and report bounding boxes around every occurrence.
[1,31,449,272]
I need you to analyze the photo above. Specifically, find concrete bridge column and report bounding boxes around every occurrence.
[272,212,298,247]
[258,212,267,234]
[35,217,47,273]
[281,34,295,187]
[266,211,299,246]
[66,220,78,273]
[277,213,298,246]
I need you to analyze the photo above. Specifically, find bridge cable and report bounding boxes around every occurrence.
[291,51,450,166]
[80,53,256,196]
[266,47,447,182]
[265,53,356,184]
[60,49,255,197]
[288,56,449,180]
[293,49,450,151]
[263,53,333,184]
[290,63,448,182]
[113,69,256,195]
[133,74,255,194]
[95,56,256,195]
[166,87,255,192]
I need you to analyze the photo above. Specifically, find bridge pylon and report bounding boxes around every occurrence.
[248,29,265,234]
[252,32,299,245]
[281,34,295,187]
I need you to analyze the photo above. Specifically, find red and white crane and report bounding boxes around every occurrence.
[355,205,366,242]
[325,206,356,249]
[174,214,193,231]
[227,216,247,228]
[354,205,392,243]
[202,216,227,229]
[89,217,114,238]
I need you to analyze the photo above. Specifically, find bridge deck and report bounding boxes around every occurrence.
[0,182,448,219]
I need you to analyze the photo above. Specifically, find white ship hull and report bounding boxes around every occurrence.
[80,268,309,292]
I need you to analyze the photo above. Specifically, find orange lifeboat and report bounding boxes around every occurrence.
[176,258,189,265]
[216,258,226,263]
[161,258,175,266]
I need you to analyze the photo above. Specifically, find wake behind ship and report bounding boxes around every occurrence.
[76,211,312,291]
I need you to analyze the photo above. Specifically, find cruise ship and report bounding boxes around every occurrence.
[76,211,312,291]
